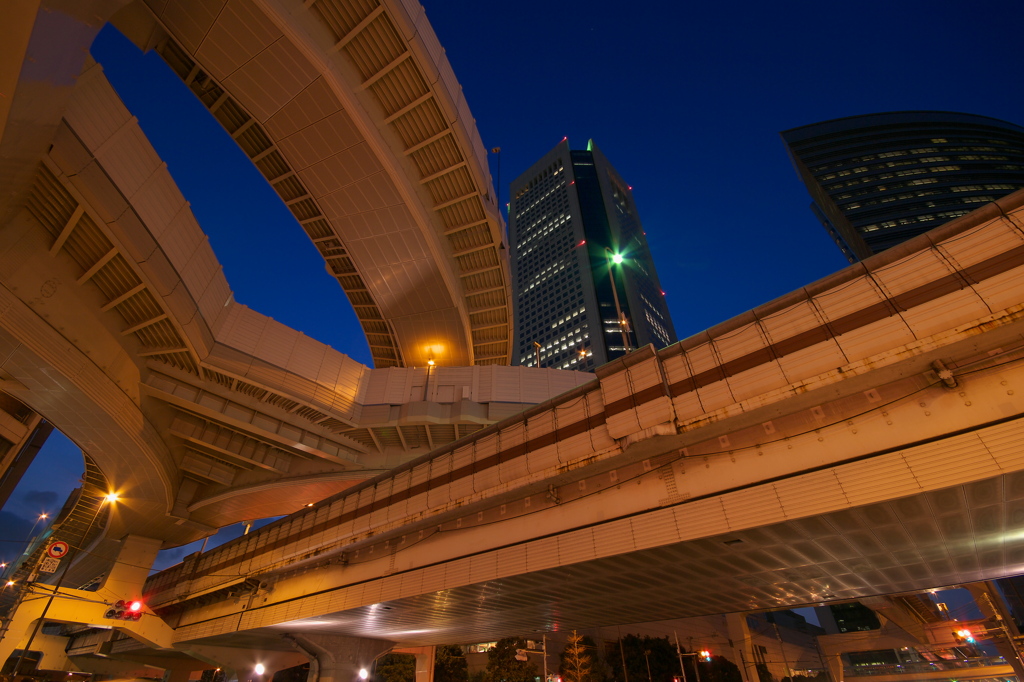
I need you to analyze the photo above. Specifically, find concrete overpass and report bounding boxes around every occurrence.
[5,0,1024,679]
[0,0,578,558]
[4,0,512,371]
[5,191,1024,678]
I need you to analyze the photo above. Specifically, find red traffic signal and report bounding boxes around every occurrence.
[954,628,976,644]
[104,599,144,621]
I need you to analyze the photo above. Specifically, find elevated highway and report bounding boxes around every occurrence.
[112,0,512,369]
[5,1,1024,679]
[0,0,573,554]
[6,191,1024,676]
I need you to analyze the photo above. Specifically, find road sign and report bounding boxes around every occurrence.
[39,557,60,573]
[515,650,528,662]
[47,541,69,558]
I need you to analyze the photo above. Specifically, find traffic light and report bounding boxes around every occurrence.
[104,599,144,621]
[953,628,975,644]
[700,650,712,662]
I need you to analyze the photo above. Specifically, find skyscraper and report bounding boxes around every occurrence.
[782,111,1024,262]
[509,139,676,371]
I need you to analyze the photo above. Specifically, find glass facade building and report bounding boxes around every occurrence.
[509,139,676,370]
[782,111,1024,262]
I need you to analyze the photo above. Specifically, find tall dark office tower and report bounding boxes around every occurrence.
[782,111,1024,262]
[509,139,676,371]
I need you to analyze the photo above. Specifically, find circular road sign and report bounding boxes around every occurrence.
[47,541,69,558]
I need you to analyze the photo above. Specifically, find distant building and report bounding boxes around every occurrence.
[781,111,1024,262]
[509,139,676,370]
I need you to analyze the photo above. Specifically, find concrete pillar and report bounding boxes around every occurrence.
[414,647,436,682]
[0,534,173,661]
[966,582,1024,680]
[180,644,307,682]
[823,654,843,682]
[102,535,163,596]
[0,0,41,144]
[393,646,435,682]
[725,613,754,682]
[289,634,393,682]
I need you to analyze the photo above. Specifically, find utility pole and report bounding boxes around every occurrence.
[771,620,792,681]
[543,635,548,682]
[674,631,689,682]
[618,627,630,682]
[10,494,117,676]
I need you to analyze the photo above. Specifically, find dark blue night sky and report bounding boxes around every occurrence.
[2,0,1022,577]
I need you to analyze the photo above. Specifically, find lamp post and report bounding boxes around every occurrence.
[423,353,435,401]
[25,512,50,546]
[604,247,631,353]
[674,632,689,682]
[9,492,118,676]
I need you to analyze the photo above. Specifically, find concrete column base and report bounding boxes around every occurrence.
[724,613,754,682]
[393,646,435,682]
[176,643,307,682]
[289,634,393,682]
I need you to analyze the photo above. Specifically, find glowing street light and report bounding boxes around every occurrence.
[358,669,369,680]
[254,664,266,676]
[24,511,51,546]
[11,491,119,676]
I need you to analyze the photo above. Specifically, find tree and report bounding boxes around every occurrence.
[606,635,676,682]
[559,631,604,682]
[755,663,774,682]
[486,637,538,682]
[376,653,416,682]
[435,644,469,682]
[697,655,742,682]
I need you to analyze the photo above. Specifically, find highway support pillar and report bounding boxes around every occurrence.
[966,581,1024,680]
[393,646,435,682]
[823,653,844,682]
[288,634,393,682]
[177,644,308,682]
[724,613,754,682]
[0,535,174,670]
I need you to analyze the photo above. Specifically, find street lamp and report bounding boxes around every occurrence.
[604,247,631,353]
[8,491,118,676]
[23,512,51,550]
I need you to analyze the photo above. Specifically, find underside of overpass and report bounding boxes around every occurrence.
[0,191,1018,677]
[0,0,561,560]
[6,0,1024,680]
